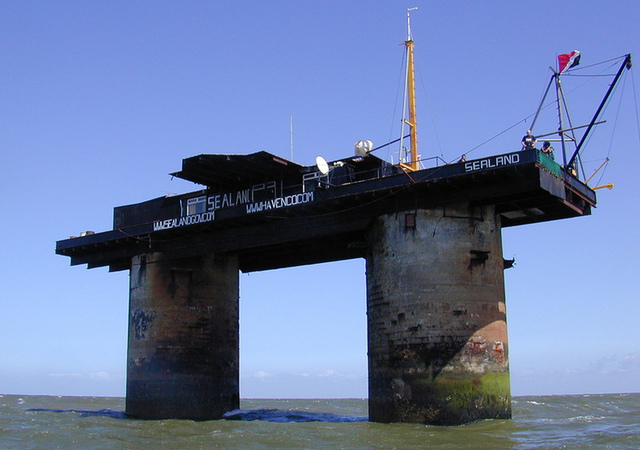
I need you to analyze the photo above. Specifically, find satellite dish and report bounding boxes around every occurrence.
[316,156,330,175]
[355,140,373,157]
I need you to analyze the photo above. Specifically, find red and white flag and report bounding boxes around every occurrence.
[558,50,581,74]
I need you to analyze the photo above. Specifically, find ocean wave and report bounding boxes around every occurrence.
[223,408,368,423]
[26,408,129,420]
[25,407,368,423]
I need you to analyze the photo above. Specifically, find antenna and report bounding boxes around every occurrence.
[407,7,417,40]
[290,115,294,161]
[315,156,330,175]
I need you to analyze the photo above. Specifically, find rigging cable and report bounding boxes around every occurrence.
[579,56,636,186]
[595,62,640,188]
[565,54,628,73]
[454,116,530,163]
[606,68,629,159]
[415,58,445,160]
[387,49,407,164]
[632,62,640,145]
[577,61,629,168]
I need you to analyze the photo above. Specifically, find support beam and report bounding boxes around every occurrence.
[366,204,511,424]
[126,252,239,420]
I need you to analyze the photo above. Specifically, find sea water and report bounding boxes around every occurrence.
[1,393,639,448]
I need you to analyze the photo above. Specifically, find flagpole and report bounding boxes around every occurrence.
[555,74,568,166]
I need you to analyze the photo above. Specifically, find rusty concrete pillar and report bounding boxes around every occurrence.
[366,203,511,425]
[126,252,239,420]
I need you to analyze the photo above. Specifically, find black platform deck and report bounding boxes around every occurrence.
[56,149,596,272]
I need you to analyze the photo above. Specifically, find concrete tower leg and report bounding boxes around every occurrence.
[126,252,239,420]
[366,203,511,425]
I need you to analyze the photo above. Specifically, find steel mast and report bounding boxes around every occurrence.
[399,7,419,171]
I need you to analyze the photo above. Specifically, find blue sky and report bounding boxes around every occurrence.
[1,1,638,399]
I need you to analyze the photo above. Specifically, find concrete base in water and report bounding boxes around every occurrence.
[126,252,239,420]
[366,204,511,424]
